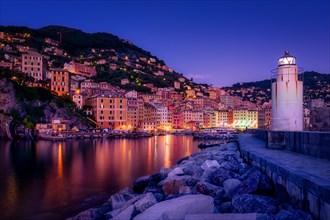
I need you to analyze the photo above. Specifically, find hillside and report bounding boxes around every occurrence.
[224,71,330,106]
[0,25,190,92]
[0,74,93,139]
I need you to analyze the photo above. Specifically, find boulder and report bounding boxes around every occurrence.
[109,187,136,210]
[182,162,202,176]
[212,168,239,186]
[219,161,240,173]
[195,181,223,198]
[159,167,172,179]
[134,193,157,213]
[218,201,233,213]
[201,168,217,182]
[105,209,121,219]
[257,174,273,196]
[168,167,184,177]
[274,208,313,220]
[69,203,111,220]
[232,194,277,214]
[234,169,260,195]
[162,179,186,196]
[185,213,265,220]
[112,205,135,220]
[133,175,151,193]
[176,156,189,164]
[133,194,214,220]
[223,179,241,197]
[179,186,192,194]
[201,160,220,170]
[120,194,145,211]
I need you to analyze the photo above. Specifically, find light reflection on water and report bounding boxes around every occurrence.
[0,135,200,220]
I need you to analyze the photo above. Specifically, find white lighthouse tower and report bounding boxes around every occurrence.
[271,51,303,131]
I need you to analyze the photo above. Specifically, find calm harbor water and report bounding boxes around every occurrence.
[0,135,200,220]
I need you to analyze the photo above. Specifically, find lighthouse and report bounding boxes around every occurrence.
[271,51,303,131]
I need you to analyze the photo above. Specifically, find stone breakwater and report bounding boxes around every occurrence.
[68,141,313,220]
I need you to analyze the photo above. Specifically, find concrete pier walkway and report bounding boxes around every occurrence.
[238,133,330,220]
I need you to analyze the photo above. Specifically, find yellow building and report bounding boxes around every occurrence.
[85,94,127,129]
[232,109,258,129]
[50,69,70,97]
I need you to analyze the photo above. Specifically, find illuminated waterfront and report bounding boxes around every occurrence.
[0,135,200,220]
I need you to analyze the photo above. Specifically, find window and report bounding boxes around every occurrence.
[31,62,33,65]
[101,99,104,103]
[120,99,122,103]
[38,63,40,66]
[101,110,103,114]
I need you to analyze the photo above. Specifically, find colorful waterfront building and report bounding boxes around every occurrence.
[85,94,127,129]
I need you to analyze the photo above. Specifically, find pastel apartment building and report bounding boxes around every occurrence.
[85,94,127,129]
[50,69,70,96]
[64,61,96,77]
[21,52,46,81]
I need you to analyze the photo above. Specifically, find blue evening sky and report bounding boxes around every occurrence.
[0,0,329,86]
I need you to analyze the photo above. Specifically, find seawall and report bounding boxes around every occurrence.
[238,132,330,220]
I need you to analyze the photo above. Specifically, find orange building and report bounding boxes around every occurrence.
[50,69,70,96]
[127,97,139,129]
[85,94,127,129]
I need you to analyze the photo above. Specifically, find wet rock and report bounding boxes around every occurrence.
[134,193,157,213]
[179,186,192,194]
[133,194,214,220]
[133,175,151,193]
[195,181,224,198]
[219,161,240,173]
[153,193,165,202]
[232,194,277,214]
[109,187,136,210]
[168,167,184,177]
[182,162,202,176]
[257,174,273,196]
[105,209,121,219]
[69,203,111,220]
[234,169,260,195]
[149,173,163,183]
[201,160,220,170]
[274,208,313,220]
[201,168,217,182]
[212,168,239,186]
[120,194,145,211]
[162,179,185,196]
[159,167,172,179]
[223,178,241,198]
[112,204,135,220]
[218,201,233,213]
[176,156,189,164]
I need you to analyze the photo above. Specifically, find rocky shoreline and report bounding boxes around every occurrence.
[68,140,313,220]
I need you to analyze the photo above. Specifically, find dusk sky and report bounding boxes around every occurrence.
[0,0,329,86]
